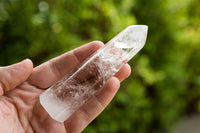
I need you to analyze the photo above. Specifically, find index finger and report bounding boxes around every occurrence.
[28,41,104,89]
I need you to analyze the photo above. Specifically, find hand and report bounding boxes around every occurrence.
[0,41,131,133]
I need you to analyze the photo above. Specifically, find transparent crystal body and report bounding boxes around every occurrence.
[40,25,148,122]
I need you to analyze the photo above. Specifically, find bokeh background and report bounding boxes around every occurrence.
[0,0,200,132]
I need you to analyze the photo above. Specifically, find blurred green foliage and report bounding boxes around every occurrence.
[0,0,200,132]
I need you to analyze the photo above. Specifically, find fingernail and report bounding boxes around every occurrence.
[22,59,33,68]
[22,58,29,62]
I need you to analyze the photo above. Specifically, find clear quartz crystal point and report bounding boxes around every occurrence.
[40,25,148,122]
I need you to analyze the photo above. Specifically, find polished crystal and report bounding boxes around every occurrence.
[40,25,148,122]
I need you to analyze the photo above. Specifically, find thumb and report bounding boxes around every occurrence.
[0,59,33,96]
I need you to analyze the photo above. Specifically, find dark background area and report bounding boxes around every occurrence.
[0,0,200,132]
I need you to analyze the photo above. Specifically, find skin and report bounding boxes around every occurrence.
[0,41,131,133]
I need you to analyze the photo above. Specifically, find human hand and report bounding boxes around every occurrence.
[0,41,131,133]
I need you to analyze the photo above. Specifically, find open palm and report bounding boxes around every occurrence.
[0,41,131,133]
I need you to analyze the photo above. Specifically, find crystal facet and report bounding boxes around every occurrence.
[40,25,148,122]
